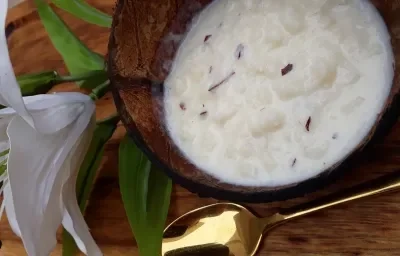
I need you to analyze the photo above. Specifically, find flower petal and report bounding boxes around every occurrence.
[61,117,102,255]
[0,93,94,134]
[1,3,91,133]
[27,93,95,134]
[0,116,11,142]
[4,183,21,237]
[5,97,96,255]
[0,0,34,125]
[6,116,69,255]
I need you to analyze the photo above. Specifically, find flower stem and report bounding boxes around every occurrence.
[17,70,107,96]
[55,70,106,84]
[89,80,110,100]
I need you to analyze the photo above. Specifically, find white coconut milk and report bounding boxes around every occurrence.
[163,0,394,186]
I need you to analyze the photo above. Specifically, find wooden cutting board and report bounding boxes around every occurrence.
[3,0,400,255]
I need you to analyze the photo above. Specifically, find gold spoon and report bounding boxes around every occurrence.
[162,172,400,256]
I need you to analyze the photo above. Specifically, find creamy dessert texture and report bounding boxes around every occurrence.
[163,0,394,186]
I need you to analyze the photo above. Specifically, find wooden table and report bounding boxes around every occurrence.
[4,1,400,255]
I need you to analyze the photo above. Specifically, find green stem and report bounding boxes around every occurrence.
[17,70,107,96]
[89,80,110,100]
[55,70,106,83]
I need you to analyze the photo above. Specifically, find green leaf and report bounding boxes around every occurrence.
[34,0,107,89]
[119,135,172,256]
[0,149,8,176]
[52,0,112,28]
[62,115,119,256]
[77,116,120,210]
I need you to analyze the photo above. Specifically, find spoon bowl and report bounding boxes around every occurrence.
[162,203,283,256]
[162,171,400,255]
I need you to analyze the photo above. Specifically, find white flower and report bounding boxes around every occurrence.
[0,1,102,255]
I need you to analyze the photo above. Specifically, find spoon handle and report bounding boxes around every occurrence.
[279,171,400,221]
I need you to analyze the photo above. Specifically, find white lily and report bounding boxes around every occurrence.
[0,1,102,255]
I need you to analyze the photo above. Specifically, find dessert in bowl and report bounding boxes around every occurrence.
[109,0,400,202]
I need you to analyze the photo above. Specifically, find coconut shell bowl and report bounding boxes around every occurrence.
[108,0,400,203]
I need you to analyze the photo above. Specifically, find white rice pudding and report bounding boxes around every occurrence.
[163,0,394,186]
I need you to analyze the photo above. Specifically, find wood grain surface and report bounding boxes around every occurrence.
[4,0,400,255]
